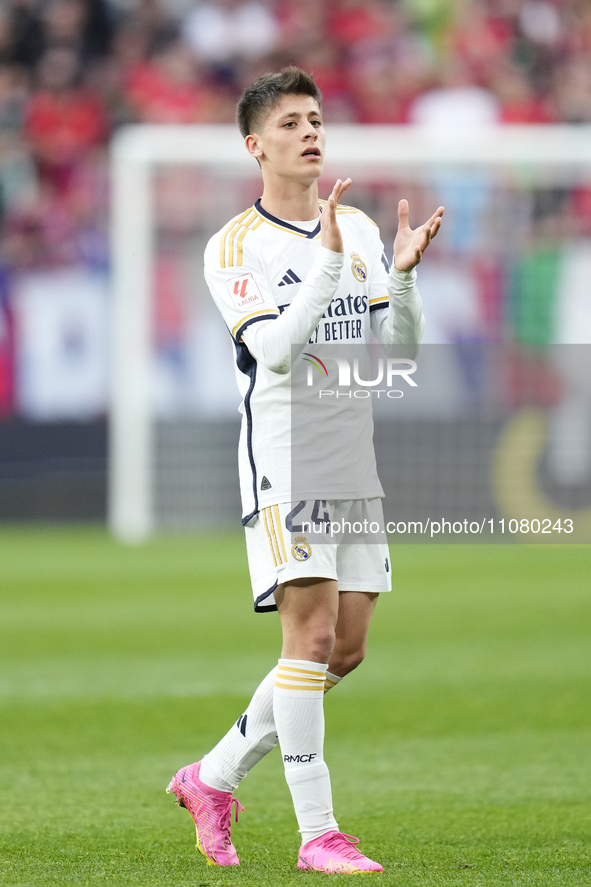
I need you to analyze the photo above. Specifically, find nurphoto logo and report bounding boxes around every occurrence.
[302,352,418,399]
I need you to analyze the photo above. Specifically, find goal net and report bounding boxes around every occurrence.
[109,124,591,543]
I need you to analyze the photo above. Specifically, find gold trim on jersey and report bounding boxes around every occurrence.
[369,296,389,306]
[231,308,279,339]
[318,199,378,226]
[220,209,263,268]
[253,205,319,239]
[262,506,287,567]
[220,208,250,268]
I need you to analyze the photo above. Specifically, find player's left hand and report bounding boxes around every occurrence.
[320,177,352,254]
[394,200,444,272]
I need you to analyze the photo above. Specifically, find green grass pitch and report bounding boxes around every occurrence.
[0,527,590,886]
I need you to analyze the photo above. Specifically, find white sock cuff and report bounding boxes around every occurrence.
[275,659,327,697]
[324,671,343,693]
[278,658,328,671]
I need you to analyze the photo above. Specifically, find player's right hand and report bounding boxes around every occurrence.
[320,178,352,254]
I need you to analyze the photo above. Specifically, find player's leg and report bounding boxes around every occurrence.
[166,575,338,868]
[197,522,341,795]
[272,576,340,845]
[328,590,379,679]
[196,592,374,796]
[200,665,278,791]
[166,514,338,866]
[197,591,377,795]
[294,504,389,873]
[275,577,383,873]
[275,576,339,661]
[326,499,390,687]
[166,505,385,869]
[196,509,342,789]
[166,584,382,871]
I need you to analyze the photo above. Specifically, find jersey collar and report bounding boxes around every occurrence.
[254,198,321,239]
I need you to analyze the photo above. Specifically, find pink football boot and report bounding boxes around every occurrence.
[166,761,244,866]
[298,831,384,874]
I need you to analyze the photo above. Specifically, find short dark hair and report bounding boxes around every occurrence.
[236,66,323,138]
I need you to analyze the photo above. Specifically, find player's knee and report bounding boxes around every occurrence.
[331,644,366,676]
[349,646,367,672]
[307,627,336,664]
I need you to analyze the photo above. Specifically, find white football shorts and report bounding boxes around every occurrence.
[245,498,392,612]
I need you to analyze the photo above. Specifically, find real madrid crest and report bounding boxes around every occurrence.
[291,536,312,561]
[350,252,368,282]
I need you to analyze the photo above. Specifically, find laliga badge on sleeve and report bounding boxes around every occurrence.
[228,273,267,312]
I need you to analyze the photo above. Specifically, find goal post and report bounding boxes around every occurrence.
[108,124,591,543]
[109,126,253,542]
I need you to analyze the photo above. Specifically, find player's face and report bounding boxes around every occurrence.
[251,94,326,185]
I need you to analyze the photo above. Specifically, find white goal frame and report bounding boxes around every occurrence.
[109,124,591,542]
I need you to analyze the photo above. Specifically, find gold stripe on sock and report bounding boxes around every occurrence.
[274,680,324,691]
[276,673,325,686]
[278,664,325,677]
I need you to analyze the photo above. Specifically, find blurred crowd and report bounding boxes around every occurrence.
[1,0,591,417]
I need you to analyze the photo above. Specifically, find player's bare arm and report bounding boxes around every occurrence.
[320,177,352,253]
[394,199,444,272]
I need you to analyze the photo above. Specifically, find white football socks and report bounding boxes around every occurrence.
[324,670,343,693]
[274,659,339,845]
[200,666,278,793]
[199,663,344,829]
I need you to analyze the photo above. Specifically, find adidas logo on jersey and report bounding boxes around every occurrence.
[260,476,272,490]
[278,269,301,286]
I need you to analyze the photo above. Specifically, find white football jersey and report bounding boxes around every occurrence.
[204,198,421,524]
